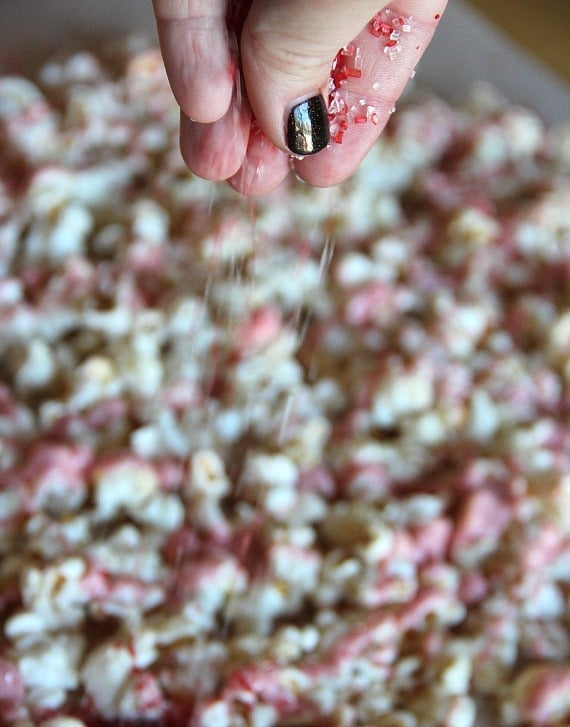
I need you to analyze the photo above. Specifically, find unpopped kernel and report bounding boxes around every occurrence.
[0,40,570,727]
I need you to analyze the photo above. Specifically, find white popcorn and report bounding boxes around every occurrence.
[384,494,445,525]
[0,277,23,305]
[134,492,185,532]
[15,339,56,390]
[48,203,93,261]
[198,700,232,727]
[131,199,169,242]
[214,407,247,443]
[0,489,22,520]
[250,704,279,727]
[468,388,500,441]
[189,449,230,497]
[269,625,320,664]
[548,311,570,362]
[0,77,58,160]
[131,425,162,457]
[93,461,159,521]
[201,216,256,262]
[10,558,89,636]
[371,370,434,427]
[82,308,133,337]
[5,611,48,645]
[68,355,121,410]
[520,581,565,619]
[447,305,491,357]
[445,695,476,727]
[18,634,84,708]
[27,167,76,215]
[335,252,375,287]
[243,452,299,490]
[81,643,135,716]
[443,207,500,265]
[87,525,164,582]
[228,582,288,633]
[439,654,473,696]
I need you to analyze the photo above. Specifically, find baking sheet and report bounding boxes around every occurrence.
[0,0,568,123]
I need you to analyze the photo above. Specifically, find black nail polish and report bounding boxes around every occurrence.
[287,95,329,156]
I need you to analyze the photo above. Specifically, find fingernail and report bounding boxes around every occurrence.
[286,95,329,156]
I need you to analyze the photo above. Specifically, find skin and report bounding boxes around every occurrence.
[152,0,448,195]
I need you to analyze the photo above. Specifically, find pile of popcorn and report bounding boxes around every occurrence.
[1,38,570,727]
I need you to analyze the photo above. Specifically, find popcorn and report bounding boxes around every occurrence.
[17,634,84,709]
[15,339,56,390]
[371,368,435,427]
[81,642,139,717]
[503,664,570,725]
[1,39,569,727]
[92,459,160,521]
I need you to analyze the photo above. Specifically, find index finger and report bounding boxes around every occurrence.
[152,0,234,124]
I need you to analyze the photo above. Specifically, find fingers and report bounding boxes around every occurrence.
[153,0,448,194]
[240,0,382,155]
[294,0,449,186]
[179,82,252,181]
[152,0,234,123]
[228,124,290,195]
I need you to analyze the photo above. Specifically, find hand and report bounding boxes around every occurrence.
[152,0,447,195]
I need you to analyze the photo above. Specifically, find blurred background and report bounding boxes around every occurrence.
[0,0,567,120]
[469,0,569,83]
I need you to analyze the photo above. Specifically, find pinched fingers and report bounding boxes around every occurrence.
[153,0,448,194]
[231,1,448,194]
[179,83,252,181]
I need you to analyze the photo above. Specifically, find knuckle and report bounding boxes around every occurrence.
[246,26,332,87]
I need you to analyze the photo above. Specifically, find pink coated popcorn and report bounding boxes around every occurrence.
[506,664,570,725]
[0,39,569,727]
[450,489,512,565]
[0,658,24,705]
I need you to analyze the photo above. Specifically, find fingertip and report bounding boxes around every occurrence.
[179,98,252,182]
[156,16,234,125]
[178,66,234,124]
[228,127,290,195]
[293,120,381,187]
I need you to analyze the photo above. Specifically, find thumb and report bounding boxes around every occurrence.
[240,0,383,156]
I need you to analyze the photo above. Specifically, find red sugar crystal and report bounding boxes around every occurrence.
[327,8,413,145]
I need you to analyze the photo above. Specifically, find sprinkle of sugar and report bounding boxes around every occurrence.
[371,8,414,60]
[327,7,414,144]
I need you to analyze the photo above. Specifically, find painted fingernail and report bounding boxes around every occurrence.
[286,95,329,156]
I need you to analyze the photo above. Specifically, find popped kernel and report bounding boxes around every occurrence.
[1,36,569,727]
